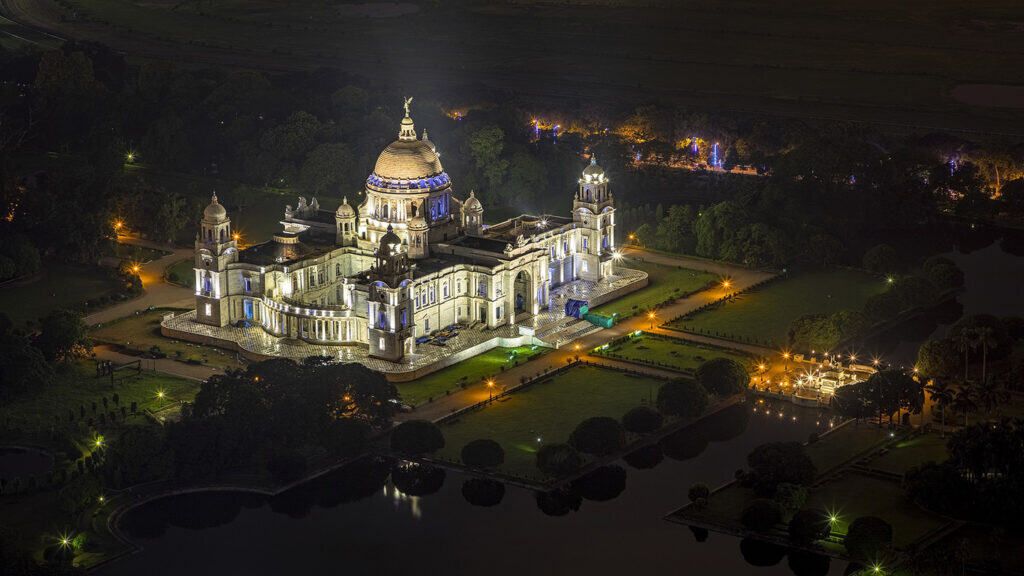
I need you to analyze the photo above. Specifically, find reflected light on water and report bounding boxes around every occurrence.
[383,484,423,520]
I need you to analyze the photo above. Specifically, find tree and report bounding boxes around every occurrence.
[464,124,508,197]
[773,482,807,514]
[916,338,961,383]
[536,443,582,477]
[695,357,749,396]
[390,420,445,456]
[788,509,831,544]
[569,417,626,456]
[150,188,191,244]
[34,309,90,362]
[862,243,899,274]
[844,516,893,560]
[788,314,840,352]
[688,482,710,502]
[299,142,354,196]
[266,448,308,483]
[953,388,977,426]
[656,379,709,417]
[973,378,1009,420]
[925,379,954,435]
[741,498,783,531]
[460,439,505,469]
[0,319,54,399]
[746,442,816,493]
[621,405,664,434]
[922,256,964,291]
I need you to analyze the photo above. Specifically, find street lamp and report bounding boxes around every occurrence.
[648,311,656,330]
[487,380,495,400]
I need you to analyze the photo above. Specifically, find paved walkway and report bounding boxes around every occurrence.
[399,250,776,422]
[85,235,194,326]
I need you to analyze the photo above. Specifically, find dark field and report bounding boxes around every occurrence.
[5,0,1024,132]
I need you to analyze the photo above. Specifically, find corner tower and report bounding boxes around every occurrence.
[195,192,238,326]
[573,158,616,280]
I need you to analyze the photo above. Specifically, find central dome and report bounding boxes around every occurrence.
[366,106,451,193]
[372,139,444,181]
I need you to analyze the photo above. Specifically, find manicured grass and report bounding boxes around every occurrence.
[597,332,754,374]
[437,364,665,476]
[0,360,199,432]
[592,260,717,319]
[165,258,194,289]
[0,263,122,325]
[869,432,948,475]
[90,309,243,369]
[396,346,548,406]
[669,269,888,346]
[806,422,892,474]
[808,471,949,548]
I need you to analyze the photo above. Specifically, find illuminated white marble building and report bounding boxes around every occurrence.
[191,103,619,362]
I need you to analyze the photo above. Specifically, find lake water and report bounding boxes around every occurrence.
[865,228,1024,365]
[0,447,54,478]
[104,402,846,576]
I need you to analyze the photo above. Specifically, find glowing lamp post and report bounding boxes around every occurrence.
[487,380,495,400]
[648,311,656,330]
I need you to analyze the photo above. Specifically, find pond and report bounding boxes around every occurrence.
[864,227,1024,365]
[103,402,849,576]
[0,446,54,478]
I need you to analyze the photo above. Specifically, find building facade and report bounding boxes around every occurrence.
[192,104,617,362]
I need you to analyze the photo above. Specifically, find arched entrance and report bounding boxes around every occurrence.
[513,269,533,321]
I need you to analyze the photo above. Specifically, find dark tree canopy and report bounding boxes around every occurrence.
[656,379,709,417]
[746,441,816,493]
[390,420,445,456]
[862,243,900,274]
[788,509,832,544]
[536,443,583,477]
[621,405,664,434]
[33,309,91,362]
[695,357,749,396]
[568,416,626,456]
[844,516,893,560]
[460,438,505,469]
[741,498,783,531]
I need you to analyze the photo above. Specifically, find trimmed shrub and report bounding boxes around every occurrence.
[621,405,664,434]
[390,420,445,455]
[536,443,583,477]
[568,417,625,456]
[460,439,505,469]
[695,357,749,396]
[656,379,708,417]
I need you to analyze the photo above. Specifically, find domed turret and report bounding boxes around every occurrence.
[365,99,450,195]
[335,196,357,246]
[335,196,355,219]
[582,156,605,181]
[379,224,403,256]
[204,191,228,222]
[461,190,484,235]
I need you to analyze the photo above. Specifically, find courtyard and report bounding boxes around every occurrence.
[436,364,666,477]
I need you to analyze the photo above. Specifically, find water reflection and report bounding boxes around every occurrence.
[787,550,831,576]
[570,465,627,501]
[390,462,446,497]
[460,479,505,507]
[740,538,786,567]
[534,487,582,517]
[622,443,664,469]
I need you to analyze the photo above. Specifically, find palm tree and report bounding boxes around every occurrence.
[973,377,1008,421]
[955,328,981,383]
[977,326,997,383]
[925,379,954,436]
[953,388,977,427]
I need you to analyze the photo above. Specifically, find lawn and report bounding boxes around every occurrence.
[591,260,717,319]
[669,269,887,347]
[869,432,948,475]
[808,471,950,549]
[396,346,548,407]
[806,422,892,474]
[0,263,122,325]
[165,258,194,289]
[596,332,754,374]
[90,309,244,370]
[436,364,665,477]
[0,360,200,433]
